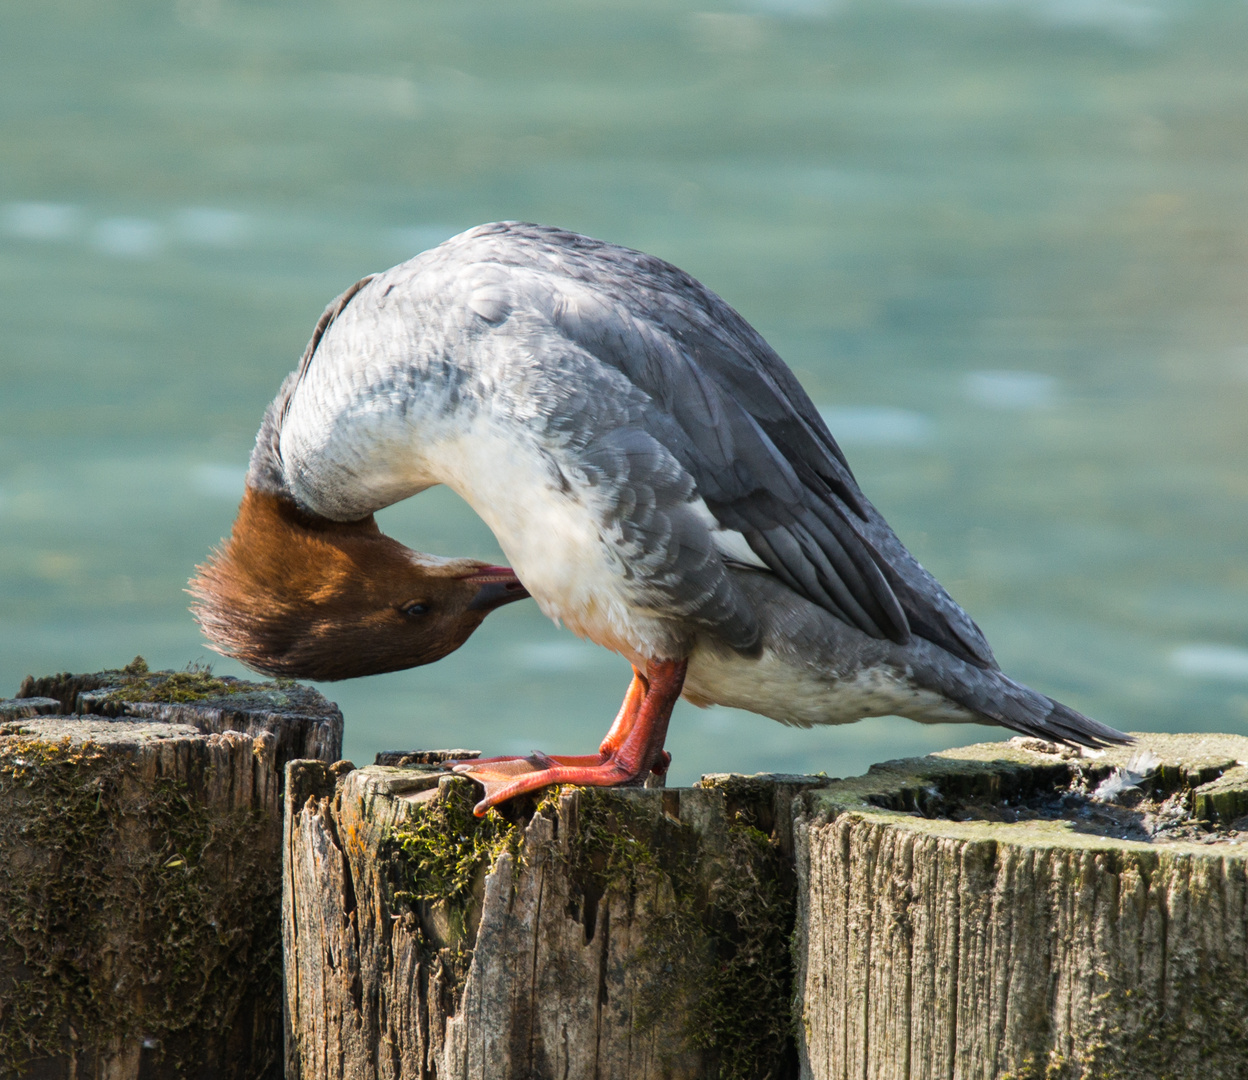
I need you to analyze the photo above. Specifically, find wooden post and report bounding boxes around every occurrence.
[793,733,1248,1080]
[0,659,343,1080]
[285,735,1248,1080]
[283,757,828,1080]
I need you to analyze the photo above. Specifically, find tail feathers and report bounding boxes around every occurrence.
[975,677,1130,749]
[1034,698,1130,748]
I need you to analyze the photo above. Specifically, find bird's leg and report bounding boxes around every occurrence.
[600,668,670,776]
[599,666,647,755]
[526,669,669,774]
[453,658,687,816]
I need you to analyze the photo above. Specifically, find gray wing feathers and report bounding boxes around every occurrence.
[435,222,995,666]
[466,224,994,663]
[532,273,913,644]
[576,425,762,653]
[493,323,760,653]
[733,566,1122,746]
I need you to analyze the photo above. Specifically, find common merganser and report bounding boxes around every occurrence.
[192,221,1127,814]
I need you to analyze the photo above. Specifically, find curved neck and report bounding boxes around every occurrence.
[246,387,295,501]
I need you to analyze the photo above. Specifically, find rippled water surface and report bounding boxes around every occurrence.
[2,0,1246,781]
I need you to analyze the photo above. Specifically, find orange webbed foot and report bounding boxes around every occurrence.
[452,753,644,815]
[450,658,688,816]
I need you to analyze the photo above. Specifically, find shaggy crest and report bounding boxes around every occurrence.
[189,487,526,680]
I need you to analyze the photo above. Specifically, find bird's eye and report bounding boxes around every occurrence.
[400,601,431,618]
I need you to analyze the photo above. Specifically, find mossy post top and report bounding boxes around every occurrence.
[7,657,344,770]
[332,732,1248,858]
[800,731,1248,854]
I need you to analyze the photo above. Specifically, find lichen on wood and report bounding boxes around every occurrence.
[16,654,249,707]
[553,780,799,1078]
[98,655,254,703]
[0,726,282,1077]
[17,658,344,766]
[792,733,1248,1080]
[1,665,344,1079]
[283,759,828,1080]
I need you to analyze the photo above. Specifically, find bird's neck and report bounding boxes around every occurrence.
[254,384,441,521]
[245,387,293,501]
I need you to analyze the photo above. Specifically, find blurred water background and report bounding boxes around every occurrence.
[2,0,1246,781]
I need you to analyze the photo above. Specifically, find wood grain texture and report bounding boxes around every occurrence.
[283,735,1247,1080]
[0,666,343,1080]
[793,734,1248,1080]
[283,763,827,1080]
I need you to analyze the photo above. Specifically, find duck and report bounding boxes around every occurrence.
[192,221,1127,815]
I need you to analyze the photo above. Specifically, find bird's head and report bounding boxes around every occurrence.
[189,487,529,680]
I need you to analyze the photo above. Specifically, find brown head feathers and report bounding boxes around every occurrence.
[189,487,528,681]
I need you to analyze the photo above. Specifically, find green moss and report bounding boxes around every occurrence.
[386,776,521,966]
[996,1053,1069,1080]
[996,967,1248,1080]
[104,656,249,704]
[0,735,281,1076]
[559,790,796,1080]
[559,788,668,891]
[381,782,798,1078]
[390,778,520,908]
[693,821,795,1074]
[18,660,316,717]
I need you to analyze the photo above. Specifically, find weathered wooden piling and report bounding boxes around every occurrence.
[793,733,1248,1080]
[0,660,343,1080]
[283,758,827,1080]
[284,734,1248,1080]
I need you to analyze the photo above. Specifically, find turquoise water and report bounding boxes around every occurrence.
[2,0,1246,782]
